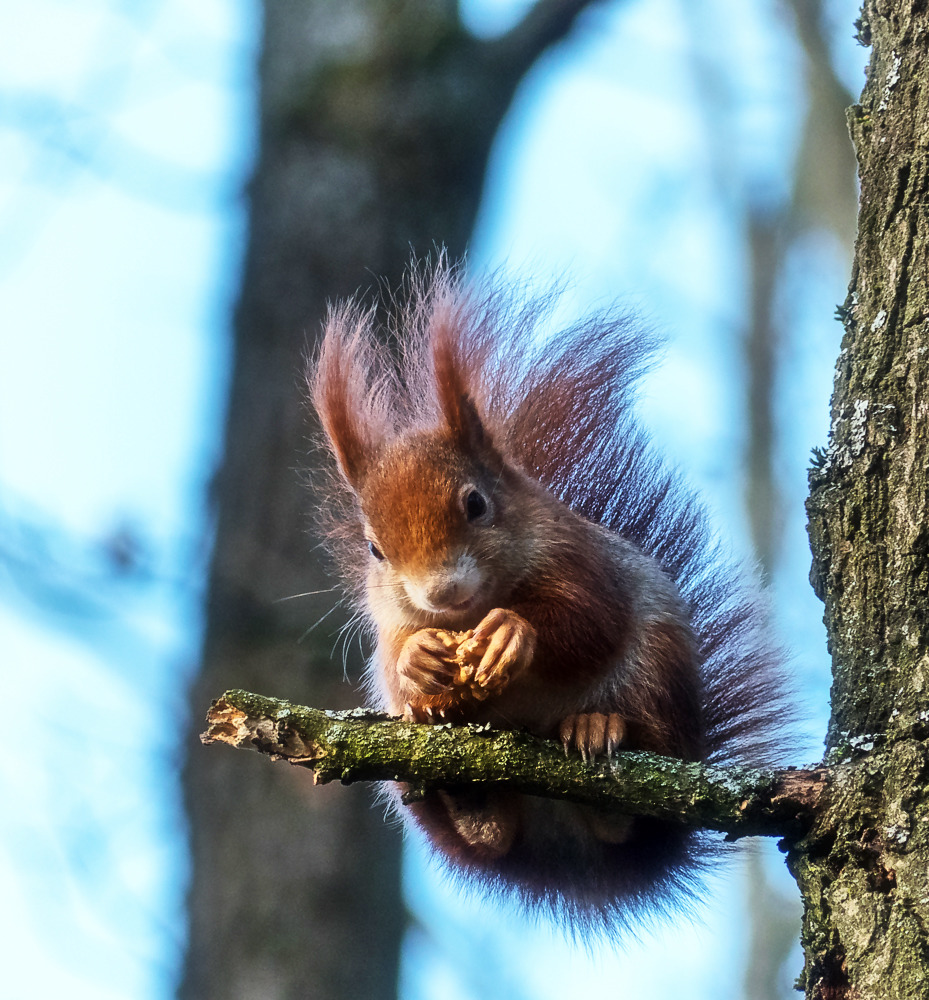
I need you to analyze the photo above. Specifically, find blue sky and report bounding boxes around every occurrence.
[0,1,863,997]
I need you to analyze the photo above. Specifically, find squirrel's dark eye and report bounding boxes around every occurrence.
[368,541,384,561]
[465,490,488,522]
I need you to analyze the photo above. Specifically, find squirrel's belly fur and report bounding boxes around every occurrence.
[309,261,791,934]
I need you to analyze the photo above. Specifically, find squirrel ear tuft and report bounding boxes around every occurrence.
[445,391,489,456]
[321,399,372,489]
[312,362,373,489]
[432,319,496,460]
[311,306,380,491]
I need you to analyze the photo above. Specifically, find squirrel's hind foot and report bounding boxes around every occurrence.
[559,712,627,762]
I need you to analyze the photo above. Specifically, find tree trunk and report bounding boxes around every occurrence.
[181,3,598,998]
[800,2,929,996]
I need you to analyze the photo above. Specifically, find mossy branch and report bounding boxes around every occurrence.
[202,689,827,840]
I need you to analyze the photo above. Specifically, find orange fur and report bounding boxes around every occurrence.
[308,260,791,933]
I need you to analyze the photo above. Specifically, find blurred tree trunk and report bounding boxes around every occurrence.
[800,1,929,996]
[682,2,859,993]
[180,3,598,998]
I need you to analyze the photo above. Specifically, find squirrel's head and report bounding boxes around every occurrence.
[310,271,550,624]
[357,423,509,622]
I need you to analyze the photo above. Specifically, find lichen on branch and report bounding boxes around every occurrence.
[202,688,827,840]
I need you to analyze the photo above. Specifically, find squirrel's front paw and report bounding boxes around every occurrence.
[456,608,536,698]
[397,629,471,722]
[559,712,627,762]
[397,629,459,696]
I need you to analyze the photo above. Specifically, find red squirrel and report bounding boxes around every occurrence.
[309,263,789,930]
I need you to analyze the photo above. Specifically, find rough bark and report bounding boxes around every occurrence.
[800,1,929,997]
[181,4,600,999]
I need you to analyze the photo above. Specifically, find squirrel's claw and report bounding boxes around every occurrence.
[559,712,626,762]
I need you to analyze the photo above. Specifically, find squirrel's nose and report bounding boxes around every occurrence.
[405,556,483,614]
